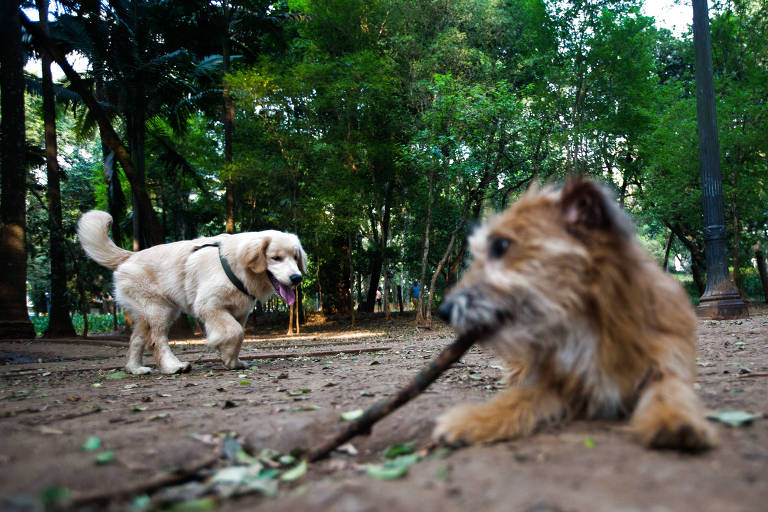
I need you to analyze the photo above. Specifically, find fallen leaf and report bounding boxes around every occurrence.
[82,436,101,452]
[149,413,169,421]
[91,382,103,388]
[40,486,70,508]
[584,437,595,448]
[280,460,307,481]
[341,409,364,421]
[131,405,148,412]
[382,443,414,459]
[107,371,129,380]
[95,451,115,465]
[366,453,420,480]
[706,409,758,427]
[38,426,64,435]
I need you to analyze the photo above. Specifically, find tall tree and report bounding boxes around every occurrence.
[0,0,36,339]
[37,0,76,337]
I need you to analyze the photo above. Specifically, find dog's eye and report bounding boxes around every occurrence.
[489,237,511,259]
[272,256,283,262]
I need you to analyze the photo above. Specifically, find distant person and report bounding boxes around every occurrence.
[410,281,420,311]
[375,287,383,312]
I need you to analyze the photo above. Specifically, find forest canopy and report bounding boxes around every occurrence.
[4,0,768,336]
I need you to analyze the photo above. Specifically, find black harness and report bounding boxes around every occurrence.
[194,242,256,299]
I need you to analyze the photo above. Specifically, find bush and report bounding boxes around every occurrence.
[29,313,126,337]
[741,267,766,301]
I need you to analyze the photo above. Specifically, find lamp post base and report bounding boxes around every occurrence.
[696,289,749,320]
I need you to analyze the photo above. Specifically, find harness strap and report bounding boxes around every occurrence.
[194,242,255,299]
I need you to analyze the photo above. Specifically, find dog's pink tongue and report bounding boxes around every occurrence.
[276,282,295,306]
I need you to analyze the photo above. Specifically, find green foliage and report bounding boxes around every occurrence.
[20,0,768,320]
[31,314,126,337]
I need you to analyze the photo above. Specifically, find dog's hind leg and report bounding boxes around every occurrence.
[146,306,192,375]
[434,386,566,445]
[201,311,246,370]
[125,318,152,375]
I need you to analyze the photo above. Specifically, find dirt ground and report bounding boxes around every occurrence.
[0,307,766,512]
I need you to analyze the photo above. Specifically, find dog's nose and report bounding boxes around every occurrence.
[437,301,452,323]
[290,274,303,286]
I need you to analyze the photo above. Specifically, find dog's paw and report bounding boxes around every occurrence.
[635,409,717,452]
[126,365,152,375]
[223,358,248,370]
[643,418,717,452]
[433,404,496,445]
[160,361,192,375]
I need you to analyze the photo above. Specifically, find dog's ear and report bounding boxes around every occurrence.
[559,178,634,240]
[246,237,271,274]
[560,179,614,231]
[297,244,307,274]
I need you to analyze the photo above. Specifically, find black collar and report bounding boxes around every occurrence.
[194,242,255,299]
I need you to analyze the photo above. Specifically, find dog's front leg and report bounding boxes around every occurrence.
[631,376,716,452]
[434,386,566,445]
[202,311,247,370]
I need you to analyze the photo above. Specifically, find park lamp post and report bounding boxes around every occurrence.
[691,0,748,319]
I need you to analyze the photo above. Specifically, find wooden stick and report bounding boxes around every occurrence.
[305,330,485,462]
[737,371,768,378]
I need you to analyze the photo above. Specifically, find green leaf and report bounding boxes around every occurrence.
[82,436,101,451]
[235,449,260,467]
[40,486,71,507]
[165,498,217,511]
[240,380,251,386]
[92,382,103,388]
[149,413,168,421]
[280,460,307,481]
[584,437,595,448]
[95,451,115,464]
[366,464,410,480]
[107,371,129,380]
[131,405,148,412]
[706,409,758,427]
[382,443,414,459]
[341,409,364,421]
[366,453,419,480]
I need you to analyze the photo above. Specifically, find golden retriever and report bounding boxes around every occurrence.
[77,210,306,374]
[435,178,716,451]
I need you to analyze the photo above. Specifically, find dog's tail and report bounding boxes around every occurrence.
[77,210,132,270]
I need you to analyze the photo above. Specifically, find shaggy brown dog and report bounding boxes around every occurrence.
[435,179,716,451]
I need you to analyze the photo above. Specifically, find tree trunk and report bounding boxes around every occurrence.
[415,169,435,324]
[223,9,236,234]
[128,102,148,250]
[753,242,768,303]
[363,209,382,313]
[37,0,75,338]
[668,223,706,295]
[381,182,393,320]
[663,228,674,272]
[0,1,35,339]
[21,13,163,247]
[348,231,356,326]
[425,229,458,326]
[732,201,742,290]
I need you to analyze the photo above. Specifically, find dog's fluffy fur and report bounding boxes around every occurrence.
[77,210,306,374]
[435,178,716,451]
